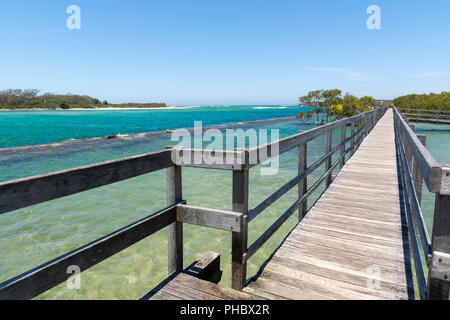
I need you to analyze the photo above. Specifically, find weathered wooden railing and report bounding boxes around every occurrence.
[399,108,450,124]
[393,106,450,300]
[0,107,387,299]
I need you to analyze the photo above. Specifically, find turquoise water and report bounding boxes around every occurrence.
[0,109,448,300]
[413,122,450,235]
[0,106,300,148]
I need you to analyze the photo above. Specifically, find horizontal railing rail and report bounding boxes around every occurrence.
[393,105,450,300]
[393,107,441,192]
[0,149,173,215]
[399,108,450,115]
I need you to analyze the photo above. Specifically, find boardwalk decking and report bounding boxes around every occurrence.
[147,109,415,300]
[244,109,413,300]
[148,273,264,300]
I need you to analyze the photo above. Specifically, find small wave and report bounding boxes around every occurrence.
[252,106,288,109]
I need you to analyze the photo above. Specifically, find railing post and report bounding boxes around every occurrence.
[298,143,307,220]
[350,120,355,155]
[231,161,249,291]
[405,125,415,168]
[325,130,332,187]
[357,118,363,148]
[339,125,346,169]
[167,165,183,275]
[428,186,450,300]
[412,134,427,205]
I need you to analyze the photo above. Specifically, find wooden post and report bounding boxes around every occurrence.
[325,130,332,188]
[231,168,249,291]
[428,191,450,300]
[339,125,346,169]
[405,125,415,169]
[167,165,183,275]
[298,143,307,220]
[350,120,355,155]
[412,135,427,205]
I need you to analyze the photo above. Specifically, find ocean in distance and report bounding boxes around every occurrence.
[0,105,449,299]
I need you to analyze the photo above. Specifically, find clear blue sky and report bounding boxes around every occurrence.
[1,0,449,105]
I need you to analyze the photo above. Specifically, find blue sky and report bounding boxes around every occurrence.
[0,0,449,105]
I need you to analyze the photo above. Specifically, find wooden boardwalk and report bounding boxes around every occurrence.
[244,109,413,300]
[4,106,448,300]
[146,109,415,300]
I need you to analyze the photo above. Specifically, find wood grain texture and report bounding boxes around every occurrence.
[244,109,414,300]
[148,273,264,300]
[0,149,173,214]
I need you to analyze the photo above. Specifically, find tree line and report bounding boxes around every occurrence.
[297,89,377,124]
[0,89,168,109]
[393,92,450,111]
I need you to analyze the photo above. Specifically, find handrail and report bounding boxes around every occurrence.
[392,107,441,192]
[247,132,357,222]
[0,149,173,215]
[393,105,450,300]
[247,111,376,166]
[399,108,450,114]
[395,125,428,299]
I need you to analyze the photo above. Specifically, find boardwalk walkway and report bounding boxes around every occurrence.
[244,109,413,300]
[149,109,414,300]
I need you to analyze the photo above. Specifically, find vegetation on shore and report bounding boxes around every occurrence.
[0,89,168,110]
[393,92,450,111]
[297,89,377,124]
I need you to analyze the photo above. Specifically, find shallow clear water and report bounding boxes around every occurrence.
[0,106,300,148]
[0,111,448,300]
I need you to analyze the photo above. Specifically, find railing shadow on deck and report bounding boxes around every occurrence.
[2,105,447,300]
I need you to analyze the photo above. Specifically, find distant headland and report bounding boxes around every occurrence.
[0,89,169,110]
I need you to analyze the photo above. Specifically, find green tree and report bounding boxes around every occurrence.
[342,93,361,116]
[359,96,376,112]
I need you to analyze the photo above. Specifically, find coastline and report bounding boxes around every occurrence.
[0,116,298,153]
[0,106,178,111]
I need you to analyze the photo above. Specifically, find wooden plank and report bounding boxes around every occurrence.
[167,165,183,275]
[231,169,248,290]
[325,131,332,187]
[428,194,450,299]
[264,263,392,300]
[172,148,247,170]
[0,203,178,300]
[412,135,426,204]
[339,125,346,169]
[0,149,173,214]
[430,251,450,284]
[184,251,222,284]
[175,273,262,300]
[177,204,242,232]
[298,142,307,220]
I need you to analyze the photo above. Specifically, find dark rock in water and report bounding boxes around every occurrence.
[106,135,118,139]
